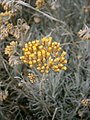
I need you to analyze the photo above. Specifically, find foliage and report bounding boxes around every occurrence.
[0,0,90,120]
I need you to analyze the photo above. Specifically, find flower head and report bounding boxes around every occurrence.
[20,37,67,73]
[36,0,45,9]
[28,73,36,83]
[5,41,17,57]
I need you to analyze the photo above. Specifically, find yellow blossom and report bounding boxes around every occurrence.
[20,37,67,73]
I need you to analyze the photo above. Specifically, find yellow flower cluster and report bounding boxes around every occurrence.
[36,0,45,9]
[5,41,17,57]
[20,37,67,73]
[28,73,36,83]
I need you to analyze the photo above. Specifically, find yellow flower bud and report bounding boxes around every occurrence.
[57,47,62,52]
[31,54,36,58]
[29,54,32,58]
[23,60,28,64]
[26,51,31,55]
[52,65,59,69]
[29,61,33,65]
[48,37,52,46]
[34,52,37,55]
[48,47,52,52]
[63,60,67,64]
[29,44,32,48]
[46,66,49,70]
[38,53,42,58]
[29,56,32,60]
[38,51,41,55]
[20,56,25,60]
[38,63,42,67]
[54,58,60,62]
[35,43,39,47]
[53,46,58,51]
[32,41,36,44]
[61,51,67,56]
[54,69,60,72]
[45,70,49,73]
[36,40,39,43]
[33,60,37,64]
[61,66,67,70]
[25,43,28,47]
[24,48,28,52]
[52,42,58,46]
[24,52,28,55]
[48,37,52,40]
[44,63,47,67]
[22,48,25,51]
[33,46,37,51]
[30,64,33,68]
[41,49,46,55]
[42,37,46,42]
[40,69,44,73]
[60,57,65,61]
[48,59,53,66]
[28,42,32,45]
[58,64,63,68]
[41,38,45,45]
[41,66,45,70]
[42,58,46,63]
[37,59,41,63]
[39,45,43,49]
[46,52,50,58]
[57,43,60,47]
[37,67,41,70]
[42,54,46,58]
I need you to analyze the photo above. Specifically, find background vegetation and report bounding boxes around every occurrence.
[0,0,90,120]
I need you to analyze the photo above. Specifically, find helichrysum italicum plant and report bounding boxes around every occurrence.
[0,2,16,41]
[0,23,14,40]
[4,41,22,67]
[5,41,17,57]
[0,1,15,21]
[20,37,67,73]
[28,73,36,83]
[1,0,90,120]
